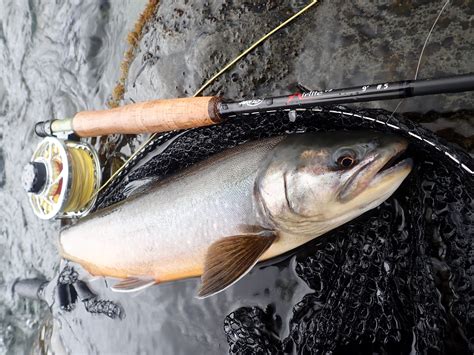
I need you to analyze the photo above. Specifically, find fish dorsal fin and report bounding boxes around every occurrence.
[111,276,156,293]
[197,231,276,298]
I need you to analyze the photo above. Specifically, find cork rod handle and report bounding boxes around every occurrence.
[72,96,222,137]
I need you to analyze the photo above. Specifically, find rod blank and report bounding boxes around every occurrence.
[34,73,474,138]
[220,73,474,116]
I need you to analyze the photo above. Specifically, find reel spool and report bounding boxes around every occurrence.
[22,137,101,220]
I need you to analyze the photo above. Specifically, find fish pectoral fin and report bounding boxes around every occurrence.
[111,276,156,293]
[197,231,276,299]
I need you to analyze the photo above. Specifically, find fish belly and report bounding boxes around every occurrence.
[59,138,283,282]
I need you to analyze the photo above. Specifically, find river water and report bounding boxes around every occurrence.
[1,0,473,354]
[0,1,148,352]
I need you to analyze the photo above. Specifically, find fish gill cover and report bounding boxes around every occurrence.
[94,107,473,354]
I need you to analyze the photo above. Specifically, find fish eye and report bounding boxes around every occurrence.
[337,154,357,169]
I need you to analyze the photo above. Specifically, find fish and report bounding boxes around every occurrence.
[59,131,413,298]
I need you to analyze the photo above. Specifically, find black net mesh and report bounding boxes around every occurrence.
[224,306,282,354]
[93,106,473,354]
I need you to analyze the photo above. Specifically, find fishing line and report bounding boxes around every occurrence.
[391,0,450,116]
[64,147,97,212]
[193,0,319,96]
[414,0,450,80]
[86,0,319,204]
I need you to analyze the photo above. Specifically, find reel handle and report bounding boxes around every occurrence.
[73,96,223,137]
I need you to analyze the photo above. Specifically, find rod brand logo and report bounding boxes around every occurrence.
[241,99,264,107]
[286,89,333,104]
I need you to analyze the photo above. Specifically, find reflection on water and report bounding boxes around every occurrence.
[1,0,473,354]
[0,0,147,353]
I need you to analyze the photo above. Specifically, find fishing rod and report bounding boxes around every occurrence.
[34,73,474,138]
[24,73,474,220]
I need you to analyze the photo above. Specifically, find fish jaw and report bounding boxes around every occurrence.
[337,144,413,215]
[366,157,413,199]
[338,137,410,202]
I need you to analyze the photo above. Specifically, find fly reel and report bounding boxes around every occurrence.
[22,137,101,220]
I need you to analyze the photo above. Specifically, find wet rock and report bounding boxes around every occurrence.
[126,0,474,116]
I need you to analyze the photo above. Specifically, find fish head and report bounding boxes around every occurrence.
[255,131,413,236]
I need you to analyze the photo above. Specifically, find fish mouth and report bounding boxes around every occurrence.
[370,152,413,185]
[339,139,413,202]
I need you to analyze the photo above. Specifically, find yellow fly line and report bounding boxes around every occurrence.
[65,147,97,212]
[89,0,319,203]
